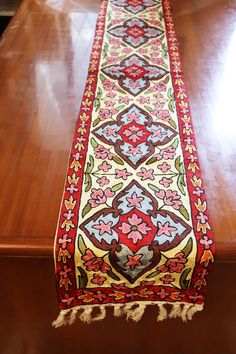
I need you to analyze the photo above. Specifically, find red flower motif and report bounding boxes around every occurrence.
[125,254,143,270]
[158,252,187,273]
[94,145,114,159]
[89,188,114,208]
[157,162,171,173]
[137,167,155,181]
[122,47,132,54]
[97,176,109,187]
[160,274,175,284]
[91,273,106,286]
[115,168,132,180]
[123,125,145,143]
[111,283,127,290]
[82,249,111,273]
[98,161,112,172]
[119,213,151,244]
[152,82,166,92]
[157,109,171,122]
[155,189,182,210]
[152,57,164,66]
[98,109,112,121]
[155,146,176,160]
[159,177,173,188]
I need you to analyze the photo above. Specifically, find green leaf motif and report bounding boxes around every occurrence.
[111,183,123,192]
[177,174,186,196]
[99,73,106,82]
[120,54,129,60]
[107,11,111,22]
[93,98,100,112]
[182,238,193,258]
[175,156,185,174]
[148,183,160,193]
[78,234,87,255]
[144,105,153,113]
[167,88,174,100]
[92,117,100,127]
[82,202,92,218]
[117,88,126,94]
[179,205,189,221]
[168,100,175,113]
[179,268,191,289]
[169,119,177,129]
[91,137,98,149]
[175,156,181,172]
[163,75,170,84]
[175,155,181,170]
[96,87,103,99]
[162,62,169,70]
[172,138,179,150]
[115,105,125,112]
[84,174,92,192]
[84,173,89,185]
[102,44,108,59]
[142,54,150,60]
[146,156,157,165]
[78,266,88,289]
[89,155,94,170]
[159,12,164,21]
[147,270,161,278]
[85,156,94,174]
[112,155,124,165]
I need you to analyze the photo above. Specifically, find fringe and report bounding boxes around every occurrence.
[169,303,182,318]
[157,303,168,322]
[113,304,123,317]
[52,301,203,328]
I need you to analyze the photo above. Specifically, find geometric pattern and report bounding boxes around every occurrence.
[93,104,177,168]
[81,181,192,283]
[102,54,168,96]
[108,18,163,48]
[111,0,160,14]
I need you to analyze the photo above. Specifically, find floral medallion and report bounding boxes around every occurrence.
[108,18,163,48]
[111,0,159,14]
[102,54,168,95]
[93,104,177,168]
[80,181,192,283]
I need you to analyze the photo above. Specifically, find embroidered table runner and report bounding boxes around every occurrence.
[53,0,215,327]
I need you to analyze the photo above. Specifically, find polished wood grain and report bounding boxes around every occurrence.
[0,0,236,261]
[173,0,236,262]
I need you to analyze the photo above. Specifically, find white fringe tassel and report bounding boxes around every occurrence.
[52,301,203,328]
[113,304,123,317]
[157,303,168,322]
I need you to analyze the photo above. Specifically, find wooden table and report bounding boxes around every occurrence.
[0,0,236,353]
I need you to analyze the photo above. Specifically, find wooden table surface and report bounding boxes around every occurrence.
[0,0,235,261]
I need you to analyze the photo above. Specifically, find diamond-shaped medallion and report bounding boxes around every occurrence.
[108,18,163,48]
[111,0,159,14]
[102,54,167,96]
[81,181,191,283]
[93,104,177,168]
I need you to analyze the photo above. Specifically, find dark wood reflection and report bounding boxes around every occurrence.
[1,0,235,260]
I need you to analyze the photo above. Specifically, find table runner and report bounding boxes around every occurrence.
[53,0,215,327]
